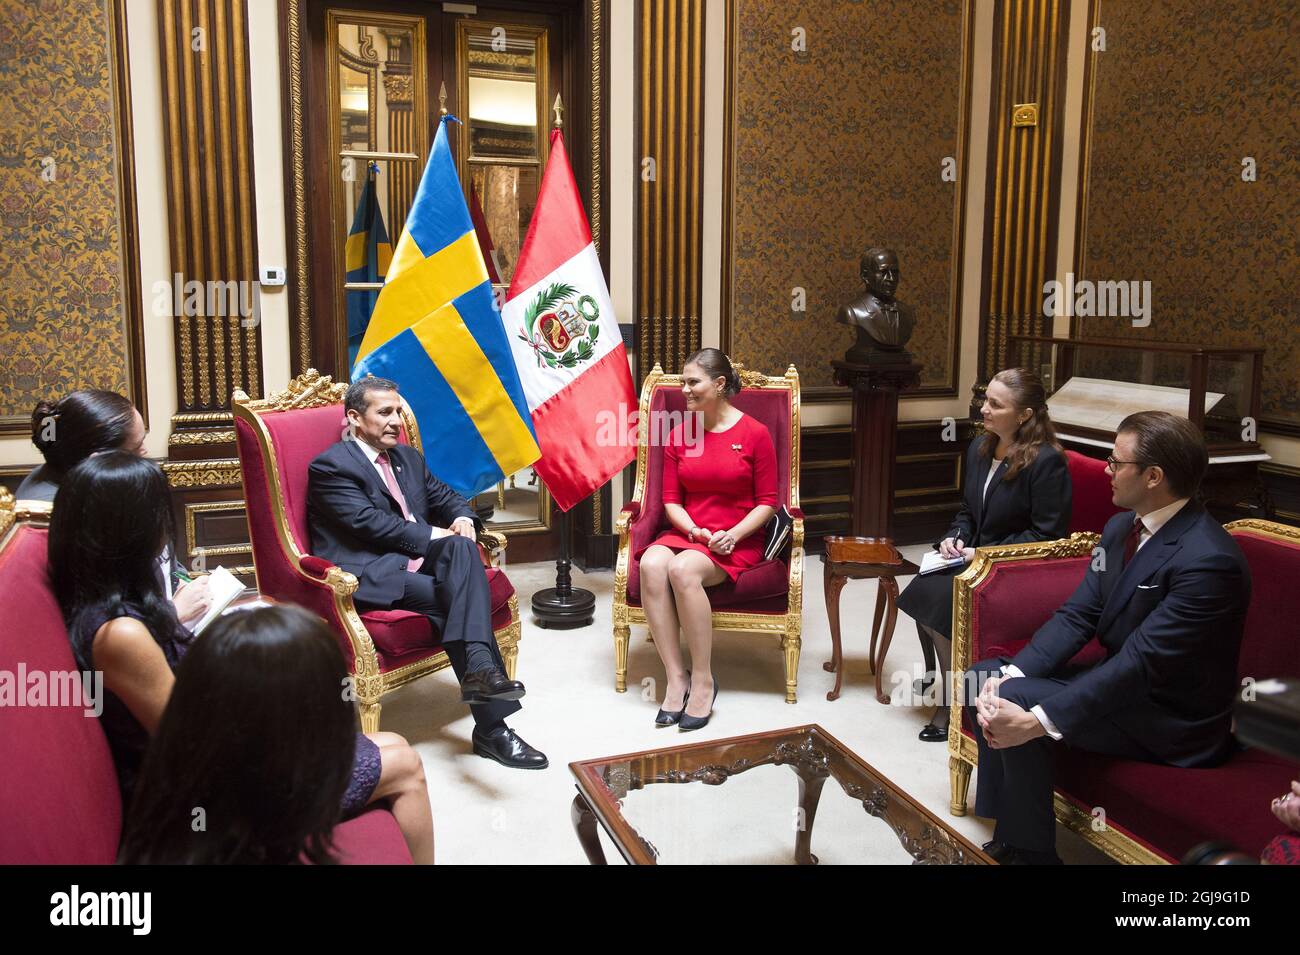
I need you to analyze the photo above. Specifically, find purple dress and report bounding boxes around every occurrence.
[73,604,380,815]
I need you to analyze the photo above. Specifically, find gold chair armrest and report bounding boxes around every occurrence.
[479,528,507,567]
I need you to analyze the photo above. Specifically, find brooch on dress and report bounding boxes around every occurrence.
[731,443,743,452]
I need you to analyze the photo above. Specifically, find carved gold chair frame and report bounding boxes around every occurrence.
[1,488,52,544]
[232,370,519,733]
[947,519,1300,865]
[612,363,804,702]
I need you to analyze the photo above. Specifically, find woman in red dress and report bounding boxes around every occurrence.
[636,349,778,730]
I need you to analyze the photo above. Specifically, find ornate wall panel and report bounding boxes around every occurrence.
[635,0,706,385]
[158,0,264,417]
[1073,0,1299,434]
[722,0,973,399]
[977,0,1069,387]
[0,0,144,434]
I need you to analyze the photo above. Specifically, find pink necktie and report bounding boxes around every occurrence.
[377,452,423,572]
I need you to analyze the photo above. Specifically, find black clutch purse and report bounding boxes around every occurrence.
[763,505,794,562]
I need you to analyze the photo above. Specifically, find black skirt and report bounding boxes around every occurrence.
[895,561,967,640]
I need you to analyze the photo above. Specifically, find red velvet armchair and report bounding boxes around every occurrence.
[613,363,804,702]
[946,519,1300,864]
[233,370,521,734]
[0,490,410,864]
[1063,449,1122,533]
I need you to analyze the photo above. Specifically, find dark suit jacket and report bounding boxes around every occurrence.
[1011,501,1252,767]
[898,437,1072,636]
[946,436,1072,548]
[307,439,478,608]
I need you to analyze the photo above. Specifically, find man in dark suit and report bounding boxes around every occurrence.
[967,411,1251,863]
[308,377,547,770]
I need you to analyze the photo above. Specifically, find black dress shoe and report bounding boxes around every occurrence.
[679,678,719,732]
[472,725,549,769]
[918,710,950,742]
[460,667,526,704]
[655,671,691,726]
[981,840,1014,863]
[918,722,947,743]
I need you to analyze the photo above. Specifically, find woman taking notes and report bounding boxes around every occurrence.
[896,367,1071,741]
[636,349,778,730]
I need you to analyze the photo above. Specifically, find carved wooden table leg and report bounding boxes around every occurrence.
[866,578,886,675]
[571,793,607,864]
[793,767,829,865]
[822,571,848,701]
[873,575,901,704]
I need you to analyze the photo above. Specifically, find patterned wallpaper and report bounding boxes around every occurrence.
[725,0,969,395]
[1076,0,1299,429]
[0,0,132,426]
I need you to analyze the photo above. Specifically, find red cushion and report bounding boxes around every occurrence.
[1065,450,1122,534]
[329,806,413,864]
[360,565,515,657]
[969,556,1104,666]
[1056,748,1300,861]
[627,557,789,609]
[0,527,122,864]
[1230,530,1300,681]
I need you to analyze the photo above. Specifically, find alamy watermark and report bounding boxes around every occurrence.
[594,404,705,456]
[0,665,103,718]
[1042,272,1151,327]
[151,273,262,327]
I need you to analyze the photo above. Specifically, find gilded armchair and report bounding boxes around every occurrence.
[613,363,805,702]
[232,370,520,733]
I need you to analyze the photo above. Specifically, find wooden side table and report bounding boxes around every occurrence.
[822,535,918,704]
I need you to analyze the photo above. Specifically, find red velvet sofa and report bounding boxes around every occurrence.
[946,517,1300,863]
[0,491,411,865]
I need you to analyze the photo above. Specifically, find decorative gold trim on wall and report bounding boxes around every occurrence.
[634,0,706,385]
[184,500,251,556]
[162,458,242,488]
[168,429,236,446]
[977,0,1068,385]
[158,0,264,414]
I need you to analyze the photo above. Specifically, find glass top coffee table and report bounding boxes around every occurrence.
[569,724,992,865]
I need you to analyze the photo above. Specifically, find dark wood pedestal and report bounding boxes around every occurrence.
[831,360,923,540]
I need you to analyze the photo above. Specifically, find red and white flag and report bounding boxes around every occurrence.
[502,130,636,512]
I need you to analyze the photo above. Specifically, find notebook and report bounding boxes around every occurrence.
[918,550,967,576]
[189,566,248,635]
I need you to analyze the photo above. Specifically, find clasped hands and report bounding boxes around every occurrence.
[691,526,737,555]
[976,674,1046,749]
[431,516,478,541]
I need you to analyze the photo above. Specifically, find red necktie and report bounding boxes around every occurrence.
[1122,516,1144,566]
[377,452,423,572]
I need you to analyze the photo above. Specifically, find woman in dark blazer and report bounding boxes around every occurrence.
[897,367,1071,741]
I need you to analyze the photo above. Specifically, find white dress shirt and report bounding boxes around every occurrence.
[1002,498,1190,740]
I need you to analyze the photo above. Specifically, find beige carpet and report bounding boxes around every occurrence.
[378,546,1111,865]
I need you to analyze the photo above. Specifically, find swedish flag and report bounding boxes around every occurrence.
[345,167,392,368]
[354,116,540,498]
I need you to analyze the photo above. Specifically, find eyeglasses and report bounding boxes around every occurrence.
[1106,456,1146,470]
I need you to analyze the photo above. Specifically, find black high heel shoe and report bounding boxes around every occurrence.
[678,677,718,731]
[655,671,691,726]
[918,708,950,742]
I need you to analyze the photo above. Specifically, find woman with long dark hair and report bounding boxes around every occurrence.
[896,367,1071,741]
[18,389,144,500]
[50,453,434,863]
[120,606,367,864]
[635,348,778,730]
[25,389,212,625]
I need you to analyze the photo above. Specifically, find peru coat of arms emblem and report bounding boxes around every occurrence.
[517,282,601,369]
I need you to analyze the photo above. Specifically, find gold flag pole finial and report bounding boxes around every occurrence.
[552,93,564,129]
[439,81,449,116]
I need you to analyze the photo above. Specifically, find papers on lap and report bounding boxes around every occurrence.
[918,551,967,576]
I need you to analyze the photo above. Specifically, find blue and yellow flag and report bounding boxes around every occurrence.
[353,116,539,499]
[345,167,392,368]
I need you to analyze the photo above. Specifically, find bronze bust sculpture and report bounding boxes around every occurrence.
[836,247,916,364]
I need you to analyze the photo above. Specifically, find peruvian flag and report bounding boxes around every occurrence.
[502,130,636,511]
